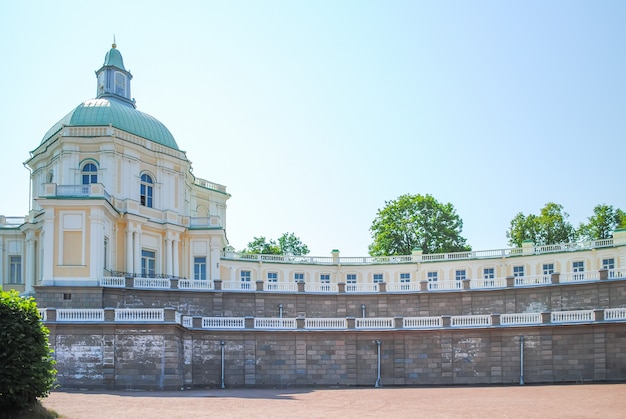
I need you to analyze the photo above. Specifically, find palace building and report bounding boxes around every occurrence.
[2,44,626,389]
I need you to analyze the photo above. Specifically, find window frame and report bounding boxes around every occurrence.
[140,173,154,208]
[9,255,22,284]
[194,257,207,280]
[81,162,98,185]
[141,249,156,278]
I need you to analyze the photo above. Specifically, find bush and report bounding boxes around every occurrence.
[0,290,56,410]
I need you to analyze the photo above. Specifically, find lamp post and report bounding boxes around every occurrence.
[278,303,283,319]
[374,340,382,388]
[361,304,366,318]
[220,340,226,389]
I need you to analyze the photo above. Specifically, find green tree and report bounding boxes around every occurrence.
[244,236,281,254]
[368,193,470,256]
[0,290,56,410]
[244,233,310,255]
[578,204,626,240]
[277,232,309,256]
[506,202,576,247]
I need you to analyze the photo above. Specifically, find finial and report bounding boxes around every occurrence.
[112,34,116,49]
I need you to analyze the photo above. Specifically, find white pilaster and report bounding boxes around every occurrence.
[173,238,179,277]
[134,229,142,275]
[210,237,221,281]
[42,211,55,284]
[165,238,172,277]
[126,228,134,274]
[25,231,36,294]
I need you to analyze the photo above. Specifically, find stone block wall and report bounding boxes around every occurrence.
[46,323,626,390]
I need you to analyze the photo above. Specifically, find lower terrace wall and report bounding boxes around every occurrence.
[46,323,626,390]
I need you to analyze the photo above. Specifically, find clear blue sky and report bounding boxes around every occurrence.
[1,1,625,256]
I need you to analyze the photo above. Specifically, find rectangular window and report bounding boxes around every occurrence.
[543,263,555,275]
[573,261,584,272]
[455,269,466,281]
[400,273,411,282]
[603,258,615,278]
[9,256,22,284]
[346,274,357,284]
[320,273,330,283]
[267,272,278,282]
[427,271,438,282]
[513,266,525,277]
[141,250,156,277]
[373,273,384,283]
[483,268,495,279]
[194,257,207,280]
[241,270,251,290]
[103,237,109,271]
[294,272,304,282]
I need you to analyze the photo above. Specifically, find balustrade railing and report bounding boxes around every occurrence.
[202,317,246,329]
[101,276,125,287]
[470,278,507,289]
[609,269,626,279]
[500,312,543,325]
[304,318,348,329]
[551,310,595,323]
[387,282,420,292]
[115,308,164,322]
[346,283,379,293]
[222,237,626,265]
[264,282,298,292]
[134,277,171,289]
[222,281,254,291]
[305,283,339,293]
[182,316,194,328]
[38,308,47,321]
[403,316,442,328]
[451,314,492,327]
[355,318,394,329]
[514,275,551,287]
[254,318,297,329]
[560,271,599,283]
[429,280,463,291]
[179,279,214,290]
[57,309,104,322]
[604,308,626,321]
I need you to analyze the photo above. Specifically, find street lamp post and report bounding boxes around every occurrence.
[374,340,382,388]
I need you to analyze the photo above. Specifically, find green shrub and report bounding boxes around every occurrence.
[0,290,56,410]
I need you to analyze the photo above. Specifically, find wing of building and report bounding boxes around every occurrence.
[2,44,626,390]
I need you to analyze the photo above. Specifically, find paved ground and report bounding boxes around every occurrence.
[41,384,626,418]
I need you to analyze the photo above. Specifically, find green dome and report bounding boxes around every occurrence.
[41,97,179,150]
[103,46,126,70]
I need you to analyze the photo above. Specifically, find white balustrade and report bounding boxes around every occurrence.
[57,309,104,322]
[500,312,543,325]
[551,310,595,323]
[305,318,347,329]
[221,281,254,291]
[346,283,379,293]
[133,277,171,289]
[182,316,194,328]
[115,308,164,322]
[101,276,125,287]
[403,316,442,329]
[305,283,339,293]
[264,282,298,292]
[38,308,47,321]
[429,280,464,291]
[514,275,551,287]
[202,317,246,329]
[178,279,214,290]
[254,318,297,329]
[604,308,626,320]
[470,278,507,289]
[355,318,394,329]
[451,315,492,327]
[560,271,599,283]
[387,282,420,292]
[609,269,626,279]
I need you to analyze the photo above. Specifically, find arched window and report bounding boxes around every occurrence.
[82,163,98,185]
[140,173,153,207]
